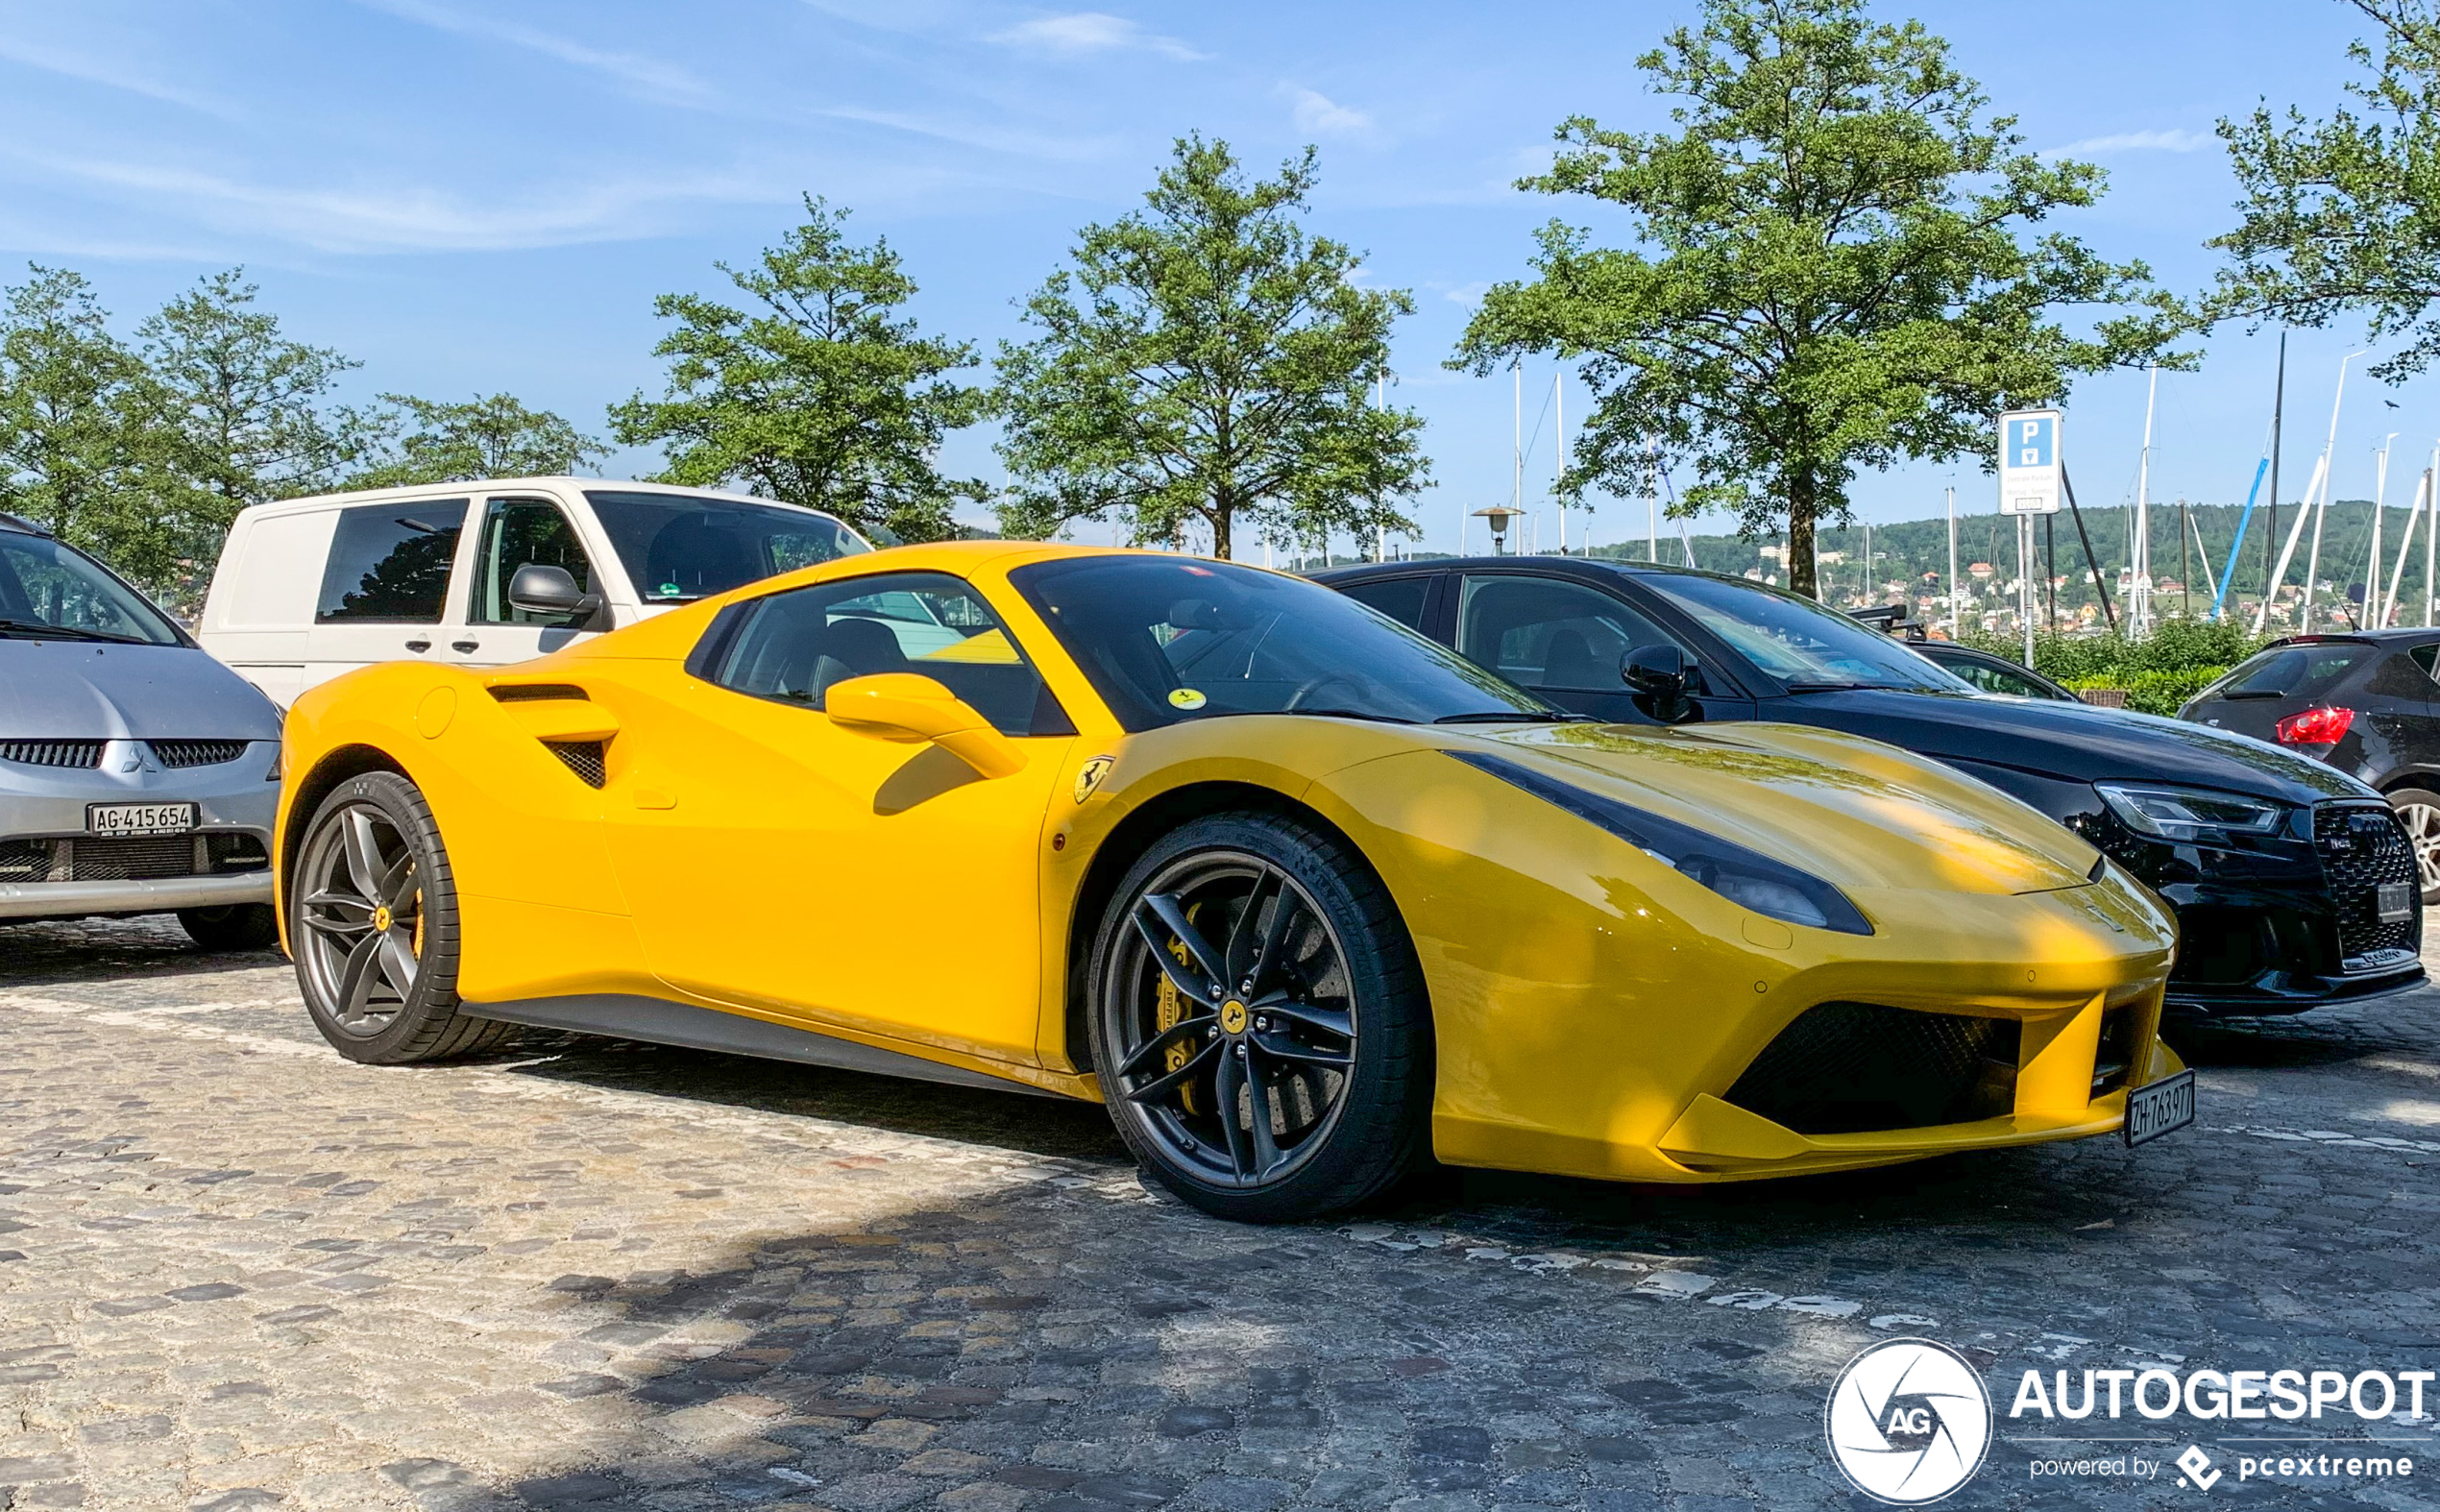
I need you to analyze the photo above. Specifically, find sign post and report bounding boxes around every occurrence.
[1998,409,2063,669]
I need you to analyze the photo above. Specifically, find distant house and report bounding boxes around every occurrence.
[1967,561,1994,580]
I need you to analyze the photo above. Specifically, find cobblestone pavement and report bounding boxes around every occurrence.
[5,920,2440,1512]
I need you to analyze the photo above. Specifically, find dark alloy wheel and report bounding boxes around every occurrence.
[2390,787,2440,904]
[289,770,513,1064]
[1089,811,1430,1222]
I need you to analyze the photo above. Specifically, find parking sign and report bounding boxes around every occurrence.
[1998,409,2062,515]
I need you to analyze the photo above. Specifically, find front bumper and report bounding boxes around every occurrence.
[0,739,277,923]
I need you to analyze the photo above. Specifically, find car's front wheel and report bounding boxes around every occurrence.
[1087,811,1430,1223]
[2391,786,2440,904]
[290,770,514,1064]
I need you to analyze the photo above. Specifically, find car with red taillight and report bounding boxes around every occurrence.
[2183,632,2440,902]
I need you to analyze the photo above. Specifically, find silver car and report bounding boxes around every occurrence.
[0,513,281,949]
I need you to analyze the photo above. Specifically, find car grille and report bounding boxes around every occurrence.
[1724,1001,2021,1135]
[0,740,104,768]
[2314,801,2421,971]
[546,740,606,788]
[149,740,249,768]
[0,833,270,883]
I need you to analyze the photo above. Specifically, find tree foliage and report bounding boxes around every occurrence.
[351,392,606,488]
[610,196,986,543]
[2209,0,2440,378]
[1455,0,2182,597]
[993,136,1427,559]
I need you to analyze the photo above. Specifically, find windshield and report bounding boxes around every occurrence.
[584,490,871,602]
[0,530,183,645]
[1011,554,1558,730]
[1639,573,1970,692]
[2201,644,2366,701]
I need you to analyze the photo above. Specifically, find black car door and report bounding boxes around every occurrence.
[1447,569,1756,724]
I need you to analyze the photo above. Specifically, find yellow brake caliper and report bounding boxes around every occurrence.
[1155,926,1200,1114]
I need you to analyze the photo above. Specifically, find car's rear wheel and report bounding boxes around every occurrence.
[2391,787,2440,904]
[178,903,279,952]
[290,770,513,1064]
[1088,811,1430,1223]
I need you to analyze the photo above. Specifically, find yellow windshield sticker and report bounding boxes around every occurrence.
[1168,688,1207,710]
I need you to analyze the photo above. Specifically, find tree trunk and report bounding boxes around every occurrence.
[1209,503,1232,561]
[1787,465,1818,598]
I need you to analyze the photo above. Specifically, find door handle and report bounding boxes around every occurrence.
[403,639,431,653]
[451,640,479,653]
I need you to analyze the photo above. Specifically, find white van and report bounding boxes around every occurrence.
[199,477,872,706]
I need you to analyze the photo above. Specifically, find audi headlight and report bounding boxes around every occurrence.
[2095,783,2286,843]
[1449,750,1873,936]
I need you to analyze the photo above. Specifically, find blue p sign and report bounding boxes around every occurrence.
[2013,416,2054,470]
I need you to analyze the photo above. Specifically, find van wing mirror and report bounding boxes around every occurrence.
[825,672,1024,779]
[508,563,605,623]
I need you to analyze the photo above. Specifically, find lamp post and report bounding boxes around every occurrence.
[1473,505,1518,556]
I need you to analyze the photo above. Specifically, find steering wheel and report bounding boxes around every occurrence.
[1285,672,1370,712]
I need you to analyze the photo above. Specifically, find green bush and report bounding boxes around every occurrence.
[1954,619,2266,704]
[2062,667,2231,716]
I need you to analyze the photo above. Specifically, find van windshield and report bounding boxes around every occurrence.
[584,491,870,602]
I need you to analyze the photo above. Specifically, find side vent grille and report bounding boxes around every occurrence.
[491,683,590,703]
[545,740,606,788]
[0,740,104,768]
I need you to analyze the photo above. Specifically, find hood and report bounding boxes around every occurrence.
[1761,688,2371,806]
[1466,719,2102,896]
[0,641,281,740]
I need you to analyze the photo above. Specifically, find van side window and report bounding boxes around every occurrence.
[707,570,1072,737]
[1338,575,1431,631]
[474,499,597,624]
[316,501,468,623]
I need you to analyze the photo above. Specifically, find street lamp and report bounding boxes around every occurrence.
[1473,504,1518,555]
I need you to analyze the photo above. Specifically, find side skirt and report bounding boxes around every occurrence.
[461,992,1064,1099]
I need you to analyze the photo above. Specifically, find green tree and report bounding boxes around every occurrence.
[1454,0,2181,597]
[351,392,606,488]
[138,269,383,531]
[0,265,193,584]
[2208,1,2440,378]
[610,196,986,543]
[993,136,1427,559]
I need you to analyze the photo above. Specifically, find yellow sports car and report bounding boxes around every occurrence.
[274,542,2184,1221]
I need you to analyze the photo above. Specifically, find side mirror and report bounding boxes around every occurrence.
[1622,644,1699,722]
[508,563,605,624]
[825,672,1025,779]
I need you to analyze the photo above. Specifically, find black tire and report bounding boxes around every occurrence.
[2390,787,2440,905]
[177,902,279,952]
[288,769,514,1064]
[1087,810,1431,1223]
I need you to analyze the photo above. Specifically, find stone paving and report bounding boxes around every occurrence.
[3,919,2440,1511]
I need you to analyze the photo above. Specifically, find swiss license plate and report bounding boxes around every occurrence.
[2379,882,2414,923]
[86,802,196,838]
[2123,1069,2196,1148]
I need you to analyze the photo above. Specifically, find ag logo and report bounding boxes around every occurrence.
[1073,754,1114,804]
[1824,1338,1990,1504]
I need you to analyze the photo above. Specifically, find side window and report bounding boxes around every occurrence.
[1456,574,1677,690]
[2411,644,2439,682]
[1955,660,2042,697]
[315,501,468,623]
[1338,575,1431,631]
[474,498,598,624]
[707,571,1070,737]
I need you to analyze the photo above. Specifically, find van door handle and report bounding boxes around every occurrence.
[451,640,479,653]
[403,639,431,653]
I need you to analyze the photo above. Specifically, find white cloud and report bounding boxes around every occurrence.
[1444,280,1492,307]
[351,0,714,104]
[0,35,235,116]
[2042,128,2214,159]
[1285,86,1372,137]
[987,12,1206,61]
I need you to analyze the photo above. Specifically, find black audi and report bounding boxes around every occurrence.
[1316,555,2425,1016]
[2182,631,2440,903]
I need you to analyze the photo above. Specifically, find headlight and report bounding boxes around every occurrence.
[2095,783,2286,842]
[1448,750,1873,935]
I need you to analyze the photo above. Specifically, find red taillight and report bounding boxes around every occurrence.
[2275,705,2355,748]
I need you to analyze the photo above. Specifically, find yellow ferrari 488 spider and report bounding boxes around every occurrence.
[274,542,2184,1221]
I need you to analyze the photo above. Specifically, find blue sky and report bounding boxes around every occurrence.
[0,0,2422,554]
